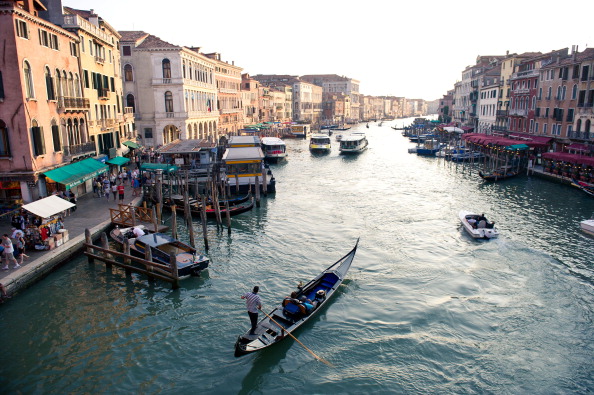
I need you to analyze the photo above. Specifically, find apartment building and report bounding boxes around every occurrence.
[300,74,360,123]
[293,80,322,124]
[241,73,260,125]
[0,0,89,203]
[204,52,243,137]
[119,32,218,146]
[478,66,501,134]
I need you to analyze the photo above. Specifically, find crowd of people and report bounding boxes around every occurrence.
[93,167,143,202]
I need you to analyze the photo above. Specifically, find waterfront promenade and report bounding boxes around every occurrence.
[0,181,142,297]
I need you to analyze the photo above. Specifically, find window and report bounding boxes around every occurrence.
[0,120,10,157]
[124,64,133,81]
[581,66,590,81]
[546,87,552,100]
[567,125,572,136]
[144,128,153,138]
[30,120,45,156]
[110,77,115,92]
[572,84,577,100]
[83,70,89,88]
[50,34,58,50]
[51,120,61,152]
[16,19,28,39]
[39,29,49,46]
[89,40,93,55]
[534,122,539,133]
[543,124,548,135]
[79,36,85,52]
[23,61,34,99]
[567,109,574,122]
[165,91,173,113]
[538,87,542,100]
[70,42,78,56]
[126,94,135,112]
[122,45,131,56]
[0,71,4,100]
[45,67,55,100]
[162,59,171,79]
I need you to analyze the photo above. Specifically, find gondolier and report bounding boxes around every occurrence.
[241,286,261,335]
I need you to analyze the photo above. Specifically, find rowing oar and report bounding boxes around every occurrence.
[258,307,334,367]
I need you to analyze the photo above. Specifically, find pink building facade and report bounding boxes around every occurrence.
[0,0,87,204]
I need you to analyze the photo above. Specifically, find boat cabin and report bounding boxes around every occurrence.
[290,124,311,138]
[228,135,261,148]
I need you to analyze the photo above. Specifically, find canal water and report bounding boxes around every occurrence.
[2,119,594,394]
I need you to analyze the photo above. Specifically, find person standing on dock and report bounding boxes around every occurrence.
[241,286,261,335]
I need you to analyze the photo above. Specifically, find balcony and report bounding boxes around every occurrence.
[496,110,508,116]
[98,88,109,99]
[58,97,90,110]
[577,106,593,115]
[62,14,111,43]
[95,56,105,64]
[509,108,527,116]
[511,69,539,79]
[492,125,508,132]
[63,142,96,158]
[513,88,530,94]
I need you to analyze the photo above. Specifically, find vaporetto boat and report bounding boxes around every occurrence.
[339,132,368,154]
[309,133,331,153]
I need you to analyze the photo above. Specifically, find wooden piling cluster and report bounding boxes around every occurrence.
[84,228,180,289]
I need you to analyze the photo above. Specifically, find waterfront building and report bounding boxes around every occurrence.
[322,93,348,124]
[0,0,89,203]
[452,80,466,125]
[119,31,218,146]
[58,6,135,159]
[271,86,292,123]
[292,80,322,125]
[477,66,501,134]
[300,74,361,123]
[573,48,594,141]
[437,90,454,123]
[508,48,568,139]
[258,85,273,122]
[241,73,260,126]
[203,52,243,137]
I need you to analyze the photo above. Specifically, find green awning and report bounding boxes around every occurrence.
[43,158,108,189]
[140,163,179,173]
[122,141,140,149]
[106,156,130,166]
[506,144,530,151]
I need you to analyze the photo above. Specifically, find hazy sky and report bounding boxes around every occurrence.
[64,0,592,101]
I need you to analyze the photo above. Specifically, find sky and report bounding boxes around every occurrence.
[64,0,593,101]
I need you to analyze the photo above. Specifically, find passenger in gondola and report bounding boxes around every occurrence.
[282,291,300,307]
[311,290,326,309]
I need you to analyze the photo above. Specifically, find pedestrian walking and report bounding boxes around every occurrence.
[241,286,262,335]
[118,182,125,202]
[68,190,77,212]
[104,181,111,200]
[1,234,20,270]
[111,183,118,201]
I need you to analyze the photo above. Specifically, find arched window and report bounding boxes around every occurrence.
[61,70,68,98]
[24,61,34,98]
[74,74,81,97]
[45,66,55,100]
[572,84,577,100]
[68,72,74,97]
[0,120,11,157]
[165,91,173,113]
[162,59,171,79]
[586,120,591,138]
[124,64,133,81]
[55,69,62,98]
[126,94,135,113]
[576,119,582,133]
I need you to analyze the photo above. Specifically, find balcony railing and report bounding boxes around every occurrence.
[509,108,527,116]
[511,69,539,79]
[58,97,90,110]
[95,56,105,64]
[577,107,593,115]
[63,142,96,157]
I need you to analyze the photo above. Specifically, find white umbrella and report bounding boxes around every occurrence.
[443,126,464,133]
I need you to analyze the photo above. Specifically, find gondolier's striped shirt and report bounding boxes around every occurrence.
[243,292,261,313]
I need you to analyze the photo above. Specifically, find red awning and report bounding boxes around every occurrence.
[566,143,592,152]
[542,152,594,167]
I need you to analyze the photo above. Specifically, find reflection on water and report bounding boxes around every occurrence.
[1,118,594,394]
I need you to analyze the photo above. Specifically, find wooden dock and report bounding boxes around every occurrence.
[109,204,168,232]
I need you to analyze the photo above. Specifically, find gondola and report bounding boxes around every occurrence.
[166,197,255,218]
[479,168,519,181]
[171,192,251,208]
[110,225,209,278]
[234,238,359,357]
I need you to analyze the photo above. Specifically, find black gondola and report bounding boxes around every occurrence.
[234,239,359,357]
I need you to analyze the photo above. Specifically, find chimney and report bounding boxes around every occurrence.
[39,0,64,25]
[89,9,99,27]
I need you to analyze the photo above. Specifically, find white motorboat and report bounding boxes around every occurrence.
[459,210,499,239]
[309,134,331,152]
[261,137,287,163]
[339,132,368,154]
[580,218,594,236]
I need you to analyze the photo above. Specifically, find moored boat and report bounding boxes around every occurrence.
[571,179,594,197]
[166,197,255,218]
[110,226,209,278]
[309,134,332,153]
[234,239,359,357]
[261,137,287,163]
[479,167,519,181]
[339,133,368,154]
[459,210,499,239]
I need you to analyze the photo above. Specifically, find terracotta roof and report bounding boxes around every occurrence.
[63,6,92,19]
[119,30,150,43]
[135,34,179,49]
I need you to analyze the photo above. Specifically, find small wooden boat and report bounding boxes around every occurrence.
[572,179,594,197]
[479,167,519,181]
[459,211,499,239]
[234,239,359,357]
[171,192,251,208]
[110,225,209,278]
